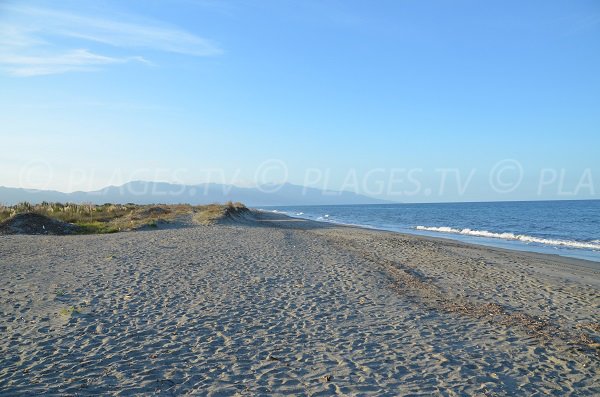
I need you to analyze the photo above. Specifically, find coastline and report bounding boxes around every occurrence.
[1,210,598,395]
[262,202,600,263]
[259,209,600,273]
[256,210,600,339]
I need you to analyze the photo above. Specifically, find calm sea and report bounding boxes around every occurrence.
[264,200,600,263]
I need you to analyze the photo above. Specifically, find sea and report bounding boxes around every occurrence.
[262,200,600,263]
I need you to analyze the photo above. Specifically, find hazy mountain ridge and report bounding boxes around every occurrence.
[0,181,390,206]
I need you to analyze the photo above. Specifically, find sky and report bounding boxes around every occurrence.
[1,0,599,202]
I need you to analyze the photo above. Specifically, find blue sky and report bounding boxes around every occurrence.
[1,0,599,202]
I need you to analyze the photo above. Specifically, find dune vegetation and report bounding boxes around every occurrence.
[0,201,248,234]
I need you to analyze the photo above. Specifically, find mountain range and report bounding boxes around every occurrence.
[0,181,390,207]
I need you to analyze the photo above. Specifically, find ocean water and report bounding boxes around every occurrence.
[263,200,600,263]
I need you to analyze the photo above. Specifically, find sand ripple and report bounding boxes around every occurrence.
[0,217,598,395]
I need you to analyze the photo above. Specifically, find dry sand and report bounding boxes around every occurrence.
[0,211,598,396]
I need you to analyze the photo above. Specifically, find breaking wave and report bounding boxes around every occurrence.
[415,226,600,251]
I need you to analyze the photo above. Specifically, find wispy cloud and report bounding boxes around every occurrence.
[0,4,222,76]
[0,49,148,77]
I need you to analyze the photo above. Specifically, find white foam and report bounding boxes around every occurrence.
[415,226,600,250]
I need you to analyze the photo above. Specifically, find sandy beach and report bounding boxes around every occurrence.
[0,210,598,396]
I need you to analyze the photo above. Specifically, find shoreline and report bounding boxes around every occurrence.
[260,208,600,264]
[257,209,600,273]
[1,210,598,395]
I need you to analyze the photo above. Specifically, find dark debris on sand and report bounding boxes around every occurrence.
[0,213,80,235]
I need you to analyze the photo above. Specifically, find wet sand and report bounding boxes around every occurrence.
[0,211,598,396]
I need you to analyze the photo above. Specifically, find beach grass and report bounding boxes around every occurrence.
[193,201,247,225]
[0,201,248,234]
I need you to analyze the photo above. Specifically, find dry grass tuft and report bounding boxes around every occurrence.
[0,201,248,233]
[193,201,248,225]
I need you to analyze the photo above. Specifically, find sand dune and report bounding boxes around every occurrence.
[0,211,598,395]
[0,213,80,235]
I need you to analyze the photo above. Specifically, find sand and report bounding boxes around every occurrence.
[0,211,598,396]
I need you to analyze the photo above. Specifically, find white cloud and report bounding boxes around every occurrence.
[0,49,149,77]
[0,4,222,76]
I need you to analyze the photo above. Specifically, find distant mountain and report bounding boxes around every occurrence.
[0,181,391,206]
